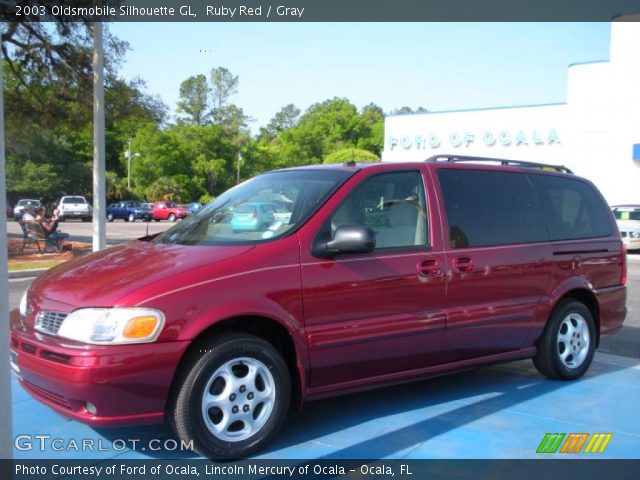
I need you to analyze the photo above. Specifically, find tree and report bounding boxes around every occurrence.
[390,106,429,115]
[261,104,301,138]
[177,74,210,125]
[323,148,380,164]
[210,66,239,124]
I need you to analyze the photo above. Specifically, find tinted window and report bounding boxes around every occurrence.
[329,170,429,250]
[63,197,86,204]
[437,169,548,248]
[529,174,613,240]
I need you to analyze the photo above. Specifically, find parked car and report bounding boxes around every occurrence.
[10,156,627,459]
[187,202,203,214]
[151,201,189,222]
[56,195,92,222]
[13,199,41,221]
[611,205,640,251]
[230,202,275,232]
[106,201,153,222]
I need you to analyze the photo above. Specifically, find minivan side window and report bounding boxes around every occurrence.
[437,169,549,248]
[529,174,613,240]
[329,171,429,250]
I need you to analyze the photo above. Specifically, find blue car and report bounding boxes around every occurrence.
[106,201,153,222]
[230,202,275,232]
[187,202,203,214]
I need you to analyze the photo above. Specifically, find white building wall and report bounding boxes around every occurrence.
[382,18,640,206]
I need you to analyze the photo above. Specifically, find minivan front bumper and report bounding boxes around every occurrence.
[10,309,190,426]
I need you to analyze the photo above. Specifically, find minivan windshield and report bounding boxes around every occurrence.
[154,169,353,246]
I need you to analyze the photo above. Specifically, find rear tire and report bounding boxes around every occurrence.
[170,333,291,459]
[107,213,114,222]
[128,213,135,223]
[533,299,595,380]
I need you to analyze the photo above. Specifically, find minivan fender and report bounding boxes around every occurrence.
[537,276,600,341]
[171,297,309,406]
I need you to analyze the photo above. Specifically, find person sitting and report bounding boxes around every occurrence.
[40,209,70,251]
[21,207,36,222]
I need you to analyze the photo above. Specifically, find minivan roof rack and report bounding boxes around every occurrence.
[426,154,573,174]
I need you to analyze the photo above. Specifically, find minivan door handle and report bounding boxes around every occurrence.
[417,259,443,277]
[454,257,474,272]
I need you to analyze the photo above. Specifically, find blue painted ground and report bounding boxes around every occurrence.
[12,352,640,460]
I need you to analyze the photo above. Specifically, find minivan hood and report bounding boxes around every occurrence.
[31,241,255,307]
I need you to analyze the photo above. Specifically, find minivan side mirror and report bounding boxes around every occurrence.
[313,225,376,258]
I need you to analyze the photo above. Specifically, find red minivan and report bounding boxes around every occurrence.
[10,155,627,458]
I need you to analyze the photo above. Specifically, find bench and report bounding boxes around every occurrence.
[18,221,66,254]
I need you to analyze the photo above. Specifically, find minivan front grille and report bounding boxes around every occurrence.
[34,311,68,336]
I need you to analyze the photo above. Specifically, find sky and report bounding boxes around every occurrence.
[109,22,611,131]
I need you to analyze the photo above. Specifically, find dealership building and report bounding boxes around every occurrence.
[382,17,640,206]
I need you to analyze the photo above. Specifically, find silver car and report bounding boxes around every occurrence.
[612,205,640,251]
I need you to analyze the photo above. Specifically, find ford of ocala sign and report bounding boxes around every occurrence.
[387,129,561,150]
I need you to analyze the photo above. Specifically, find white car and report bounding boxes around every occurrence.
[57,195,93,222]
[13,199,41,221]
[611,205,640,251]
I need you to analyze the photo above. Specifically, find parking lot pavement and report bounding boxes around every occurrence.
[11,352,640,459]
[6,218,173,245]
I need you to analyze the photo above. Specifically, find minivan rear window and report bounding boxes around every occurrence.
[529,174,613,241]
[437,169,549,248]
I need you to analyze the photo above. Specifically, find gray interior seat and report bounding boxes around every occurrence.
[376,202,418,248]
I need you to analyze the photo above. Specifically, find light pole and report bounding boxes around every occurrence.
[125,139,140,190]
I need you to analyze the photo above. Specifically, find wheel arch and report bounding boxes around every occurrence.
[165,315,304,417]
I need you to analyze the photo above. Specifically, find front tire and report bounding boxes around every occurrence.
[168,213,177,222]
[107,213,114,222]
[170,333,291,459]
[533,299,595,380]
[128,213,135,223]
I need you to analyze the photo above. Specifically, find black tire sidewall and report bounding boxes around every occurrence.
[547,301,596,380]
[179,336,290,459]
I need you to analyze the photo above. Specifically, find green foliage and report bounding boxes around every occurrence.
[3,29,413,206]
[323,148,380,164]
[177,74,210,125]
[262,98,384,167]
[210,66,239,124]
[390,106,429,115]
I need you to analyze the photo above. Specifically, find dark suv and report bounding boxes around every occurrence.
[11,155,626,458]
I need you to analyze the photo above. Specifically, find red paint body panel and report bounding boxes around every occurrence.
[10,161,627,427]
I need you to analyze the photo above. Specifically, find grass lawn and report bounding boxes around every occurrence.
[8,260,63,271]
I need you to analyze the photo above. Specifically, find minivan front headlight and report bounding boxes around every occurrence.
[630,231,640,239]
[19,291,28,317]
[57,308,165,345]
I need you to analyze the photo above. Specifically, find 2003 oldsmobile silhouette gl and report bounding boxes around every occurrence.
[10,155,627,458]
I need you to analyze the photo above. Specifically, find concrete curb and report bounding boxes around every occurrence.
[8,268,47,279]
